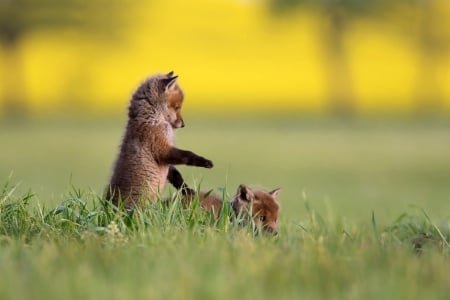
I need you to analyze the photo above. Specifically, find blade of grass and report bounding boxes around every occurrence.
[372,210,381,246]
[421,208,449,248]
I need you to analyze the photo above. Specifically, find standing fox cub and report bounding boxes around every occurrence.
[181,185,281,234]
[107,72,213,208]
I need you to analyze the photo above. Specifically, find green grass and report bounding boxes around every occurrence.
[1,179,450,300]
[1,117,450,299]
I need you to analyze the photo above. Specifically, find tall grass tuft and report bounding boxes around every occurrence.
[1,182,265,245]
[0,179,449,255]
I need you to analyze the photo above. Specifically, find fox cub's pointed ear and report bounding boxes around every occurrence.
[238,184,253,202]
[161,75,178,91]
[269,188,281,199]
[166,71,174,77]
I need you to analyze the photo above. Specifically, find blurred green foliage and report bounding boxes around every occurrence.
[269,0,450,115]
[0,0,125,115]
[0,0,449,117]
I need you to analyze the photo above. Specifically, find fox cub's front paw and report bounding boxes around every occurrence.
[200,158,213,168]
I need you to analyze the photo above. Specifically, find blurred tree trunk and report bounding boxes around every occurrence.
[322,8,355,117]
[414,3,442,117]
[267,0,358,117]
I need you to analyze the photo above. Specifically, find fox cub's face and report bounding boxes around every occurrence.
[162,72,185,129]
[128,71,185,128]
[231,185,281,234]
[165,89,184,129]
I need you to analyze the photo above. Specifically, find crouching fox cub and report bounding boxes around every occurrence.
[106,72,213,208]
[181,185,281,234]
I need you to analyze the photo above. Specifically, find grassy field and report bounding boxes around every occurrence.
[1,117,450,299]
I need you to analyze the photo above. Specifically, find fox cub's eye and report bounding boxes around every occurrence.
[259,216,266,222]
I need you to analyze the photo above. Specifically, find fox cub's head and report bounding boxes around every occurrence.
[231,184,281,234]
[129,71,185,128]
[162,71,185,129]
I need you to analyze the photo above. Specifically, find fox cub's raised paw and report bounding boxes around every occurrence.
[200,157,214,168]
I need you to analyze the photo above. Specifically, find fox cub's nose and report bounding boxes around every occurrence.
[174,119,185,128]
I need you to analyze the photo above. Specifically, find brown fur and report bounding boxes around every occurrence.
[183,185,281,234]
[106,72,213,208]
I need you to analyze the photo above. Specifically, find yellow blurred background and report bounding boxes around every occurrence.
[0,0,449,117]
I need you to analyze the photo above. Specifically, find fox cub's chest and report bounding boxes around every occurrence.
[162,122,175,145]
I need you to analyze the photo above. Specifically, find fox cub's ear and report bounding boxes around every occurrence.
[269,188,281,199]
[238,184,254,202]
[161,73,178,91]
